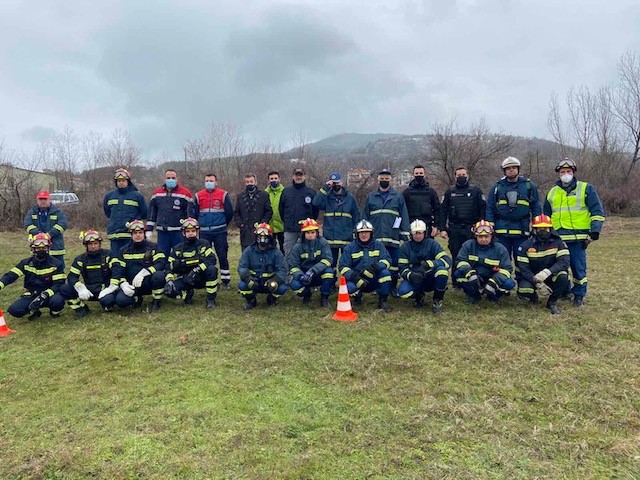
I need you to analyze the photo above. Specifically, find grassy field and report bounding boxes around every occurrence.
[1,219,639,479]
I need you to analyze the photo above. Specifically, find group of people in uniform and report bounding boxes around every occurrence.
[0,156,604,320]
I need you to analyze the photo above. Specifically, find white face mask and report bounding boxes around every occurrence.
[560,173,573,184]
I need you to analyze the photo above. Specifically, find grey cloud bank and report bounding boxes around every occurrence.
[1,0,639,157]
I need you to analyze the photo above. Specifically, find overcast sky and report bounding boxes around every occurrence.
[1,0,639,158]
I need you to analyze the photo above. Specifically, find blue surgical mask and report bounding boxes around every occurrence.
[165,179,177,189]
[269,181,280,188]
[205,181,215,190]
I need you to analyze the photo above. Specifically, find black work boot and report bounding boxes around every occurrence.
[378,294,392,313]
[184,289,194,305]
[432,300,444,315]
[243,296,257,310]
[28,310,42,321]
[413,292,425,308]
[266,294,278,307]
[465,294,481,305]
[206,295,217,309]
[320,294,330,308]
[573,295,584,307]
[151,299,162,312]
[222,281,231,291]
[352,293,362,306]
[302,292,311,304]
[75,305,91,319]
[547,298,561,315]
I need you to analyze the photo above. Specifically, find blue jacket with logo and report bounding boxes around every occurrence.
[279,182,318,233]
[313,186,361,247]
[486,176,541,237]
[363,188,410,249]
[338,239,391,282]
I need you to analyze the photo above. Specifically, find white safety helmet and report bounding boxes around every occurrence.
[410,219,427,234]
[501,156,521,170]
[355,219,374,233]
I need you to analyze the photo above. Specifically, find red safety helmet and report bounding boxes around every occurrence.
[181,217,200,231]
[80,230,103,244]
[127,219,146,232]
[300,218,320,232]
[532,215,553,228]
[114,168,132,180]
[30,232,52,250]
[254,222,273,237]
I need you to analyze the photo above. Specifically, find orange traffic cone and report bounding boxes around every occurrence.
[332,276,358,322]
[0,309,15,337]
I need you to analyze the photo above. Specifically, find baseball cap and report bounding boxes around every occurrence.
[37,190,50,199]
[329,172,342,182]
[378,168,392,176]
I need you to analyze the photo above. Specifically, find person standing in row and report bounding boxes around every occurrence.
[403,165,440,237]
[312,172,361,267]
[194,173,233,289]
[234,174,272,251]
[439,167,486,286]
[103,168,147,256]
[279,167,318,257]
[24,190,68,268]
[146,169,194,256]
[265,171,286,254]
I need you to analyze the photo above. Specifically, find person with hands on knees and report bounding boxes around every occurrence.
[237,223,288,310]
[0,233,66,320]
[397,220,451,314]
[338,220,393,312]
[109,219,167,312]
[543,158,605,307]
[163,218,219,309]
[454,220,515,305]
[59,230,116,317]
[516,215,570,314]
[287,218,335,308]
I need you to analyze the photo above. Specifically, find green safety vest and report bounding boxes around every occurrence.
[546,181,590,241]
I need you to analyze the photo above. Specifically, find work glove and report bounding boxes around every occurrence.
[355,277,369,290]
[74,283,93,301]
[533,269,552,284]
[185,266,201,286]
[409,271,425,285]
[246,276,258,290]
[28,291,49,312]
[265,278,280,293]
[121,281,136,297]
[132,268,150,288]
[467,272,483,292]
[535,282,553,297]
[145,231,153,241]
[98,284,118,299]
[368,262,382,274]
[300,271,314,286]
[589,232,600,241]
[164,280,177,296]
[421,260,435,272]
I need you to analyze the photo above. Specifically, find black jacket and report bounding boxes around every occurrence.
[402,180,440,227]
[279,182,318,232]
[234,189,273,248]
[440,183,486,231]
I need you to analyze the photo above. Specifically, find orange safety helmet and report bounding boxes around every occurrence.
[30,232,52,249]
[532,214,553,228]
[114,168,132,180]
[473,220,494,236]
[127,219,146,232]
[254,222,273,237]
[181,217,200,231]
[80,230,103,244]
[300,218,320,232]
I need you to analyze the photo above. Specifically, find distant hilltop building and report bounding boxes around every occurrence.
[347,169,370,188]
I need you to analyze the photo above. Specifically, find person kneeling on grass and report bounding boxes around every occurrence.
[338,220,393,312]
[163,218,219,309]
[287,218,335,308]
[238,222,288,310]
[59,230,116,318]
[454,220,515,304]
[397,219,451,314]
[516,215,570,315]
[105,219,167,312]
[0,233,66,320]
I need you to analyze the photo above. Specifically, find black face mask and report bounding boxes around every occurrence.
[414,176,425,184]
[379,181,390,189]
[332,184,342,193]
[34,250,48,260]
[536,230,551,242]
[456,176,468,187]
[185,236,197,244]
[246,185,257,193]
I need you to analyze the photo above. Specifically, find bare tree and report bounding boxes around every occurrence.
[614,50,640,176]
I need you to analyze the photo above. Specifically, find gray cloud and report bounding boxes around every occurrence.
[0,0,639,157]
[20,126,56,143]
